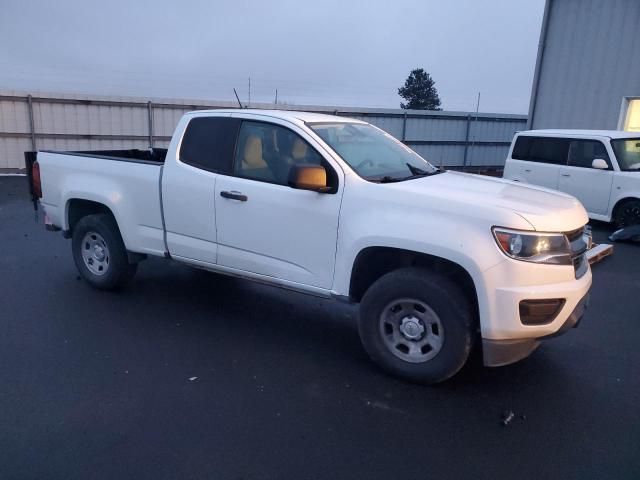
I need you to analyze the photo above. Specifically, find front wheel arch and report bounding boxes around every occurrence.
[348,247,479,326]
[612,197,640,228]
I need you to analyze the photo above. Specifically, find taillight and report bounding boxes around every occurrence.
[32,161,42,198]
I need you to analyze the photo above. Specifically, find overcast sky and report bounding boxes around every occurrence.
[0,0,545,113]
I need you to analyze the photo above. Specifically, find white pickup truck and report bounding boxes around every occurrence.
[27,109,592,383]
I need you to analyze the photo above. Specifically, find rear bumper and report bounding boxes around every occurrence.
[483,292,590,367]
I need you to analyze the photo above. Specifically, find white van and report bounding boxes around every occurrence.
[503,130,640,227]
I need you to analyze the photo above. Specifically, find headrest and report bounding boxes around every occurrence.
[292,138,307,160]
[243,135,264,168]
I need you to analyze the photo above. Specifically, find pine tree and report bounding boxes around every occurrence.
[398,68,442,110]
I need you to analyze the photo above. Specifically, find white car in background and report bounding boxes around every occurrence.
[503,130,640,228]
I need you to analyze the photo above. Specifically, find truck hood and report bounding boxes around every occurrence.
[390,171,588,232]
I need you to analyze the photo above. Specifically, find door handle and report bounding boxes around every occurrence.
[524,169,532,172]
[220,191,248,201]
[561,173,571,177]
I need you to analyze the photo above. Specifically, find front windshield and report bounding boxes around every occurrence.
[308,122,438,181]
[611,138,640,171]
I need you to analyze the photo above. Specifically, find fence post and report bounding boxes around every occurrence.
[147,101,154,148]
[27,95,37,151]
[462,114,471,170]
[402,111,407,142]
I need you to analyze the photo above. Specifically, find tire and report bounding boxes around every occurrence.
[614,199,640,229]
[72,213,137,290]
[358,267,474,384]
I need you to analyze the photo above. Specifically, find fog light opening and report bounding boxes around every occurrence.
[519,299,566,325]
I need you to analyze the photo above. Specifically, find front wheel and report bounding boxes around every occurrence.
[72,213,137,290]
[614,199,640,229]
[358,268,474,384]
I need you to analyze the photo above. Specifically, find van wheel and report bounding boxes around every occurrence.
[72,213,137,290]
[358,268,474,384]
[614,199,640,229]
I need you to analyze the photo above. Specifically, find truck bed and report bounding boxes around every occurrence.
[34,149,167,257]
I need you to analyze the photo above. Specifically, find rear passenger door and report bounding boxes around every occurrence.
[162,115,240,264]
[508,136,570,189]
[557,139,613,215]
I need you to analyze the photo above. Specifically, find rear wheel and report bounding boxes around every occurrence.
[614,199,640,229]
[358,268,474,384]
[72,213,137,290]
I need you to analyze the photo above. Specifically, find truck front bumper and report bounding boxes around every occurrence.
[482,292,590,367]
[478,253,592,367]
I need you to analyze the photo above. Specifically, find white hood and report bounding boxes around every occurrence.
[391,171,589,232]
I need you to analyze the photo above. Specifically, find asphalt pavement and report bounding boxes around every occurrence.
[1,176,639,479]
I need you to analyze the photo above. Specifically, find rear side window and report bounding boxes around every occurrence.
[179,117,240,173]
[567,140,610,169]
[512,136,570,165]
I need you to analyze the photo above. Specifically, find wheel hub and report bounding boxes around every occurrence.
[80,231,110,276]
[379,298,445,364]
[399,316,425,340]
[93,245,105,261]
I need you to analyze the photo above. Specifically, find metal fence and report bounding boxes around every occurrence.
[0,91,527,171]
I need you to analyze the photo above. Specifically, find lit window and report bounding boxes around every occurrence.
[624,99,640,132]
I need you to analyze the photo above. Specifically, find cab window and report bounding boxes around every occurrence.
[233,121,335,188]
[179,117,240,173]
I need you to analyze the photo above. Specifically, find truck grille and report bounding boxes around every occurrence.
[566,226,588,279]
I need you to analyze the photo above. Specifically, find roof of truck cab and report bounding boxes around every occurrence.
[518,129,640,139]
[186,108,366,125]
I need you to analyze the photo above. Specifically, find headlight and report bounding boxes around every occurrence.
[492,227,572,265]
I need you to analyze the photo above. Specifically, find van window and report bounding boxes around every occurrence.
[180,117,241,173]
[567,140,610,169]
[512,136,570,165]
[611,138,640,171]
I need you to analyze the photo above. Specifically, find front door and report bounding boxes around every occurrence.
[557,139,613,216]
[214,119,342,289]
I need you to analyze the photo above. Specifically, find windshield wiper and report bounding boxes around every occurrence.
[406,163,430,176]
[376,174,428,183]
[374,166,444,183]
[406,163,443,176]
[377,175,405,183]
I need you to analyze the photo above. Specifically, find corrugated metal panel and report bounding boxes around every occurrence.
[406,117,467,141]
[0,91,526,170]
[153,107,190,138]
[531,0,640,129]
[0,99,30,133]
[0,137,31,169]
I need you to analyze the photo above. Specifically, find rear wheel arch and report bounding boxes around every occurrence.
[66,198,117,236]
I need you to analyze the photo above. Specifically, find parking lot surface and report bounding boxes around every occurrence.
[1,176,639,479]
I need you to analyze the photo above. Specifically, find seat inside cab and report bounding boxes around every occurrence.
[236,122,321,184]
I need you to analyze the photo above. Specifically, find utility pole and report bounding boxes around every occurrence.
[468,91,481,170]
[274,89,278,105]
[248,77,251,108]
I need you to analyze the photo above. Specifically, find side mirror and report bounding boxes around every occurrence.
[592,158,608,170]
[288,165,330,192]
